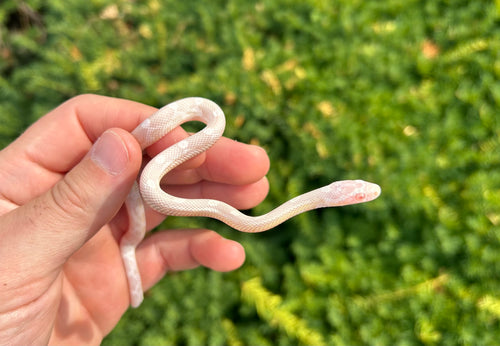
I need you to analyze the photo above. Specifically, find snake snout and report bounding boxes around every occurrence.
[358,181,381,202]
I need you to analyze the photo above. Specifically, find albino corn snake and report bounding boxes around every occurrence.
[121,97,381,307]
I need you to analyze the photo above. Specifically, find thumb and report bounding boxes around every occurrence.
[0,129,142,278]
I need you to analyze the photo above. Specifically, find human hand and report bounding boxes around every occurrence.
[0,94,270,345]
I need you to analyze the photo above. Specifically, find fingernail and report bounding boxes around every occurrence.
[91,130,129,175]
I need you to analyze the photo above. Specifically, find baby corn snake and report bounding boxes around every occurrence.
[121,97,381,307]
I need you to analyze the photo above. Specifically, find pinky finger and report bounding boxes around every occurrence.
[135,229,246,292]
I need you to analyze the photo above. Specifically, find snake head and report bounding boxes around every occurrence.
[320,180,381,207]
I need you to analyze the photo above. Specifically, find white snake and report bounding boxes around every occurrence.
[120,97,381,307]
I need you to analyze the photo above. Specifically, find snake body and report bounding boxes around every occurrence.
[121,97,381,307]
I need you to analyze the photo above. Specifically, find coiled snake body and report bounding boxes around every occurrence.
[121,97,381,307]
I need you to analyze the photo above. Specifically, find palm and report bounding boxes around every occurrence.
[54,222,130,344]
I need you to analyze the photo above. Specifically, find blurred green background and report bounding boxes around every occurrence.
[1,0,500,345]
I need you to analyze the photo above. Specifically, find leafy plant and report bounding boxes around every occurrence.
[1,0,499,344]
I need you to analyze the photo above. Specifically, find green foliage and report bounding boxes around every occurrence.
[242,277,327,346]
[1,0,500,344]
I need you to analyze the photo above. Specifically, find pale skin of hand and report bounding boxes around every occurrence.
[0,94,270,345]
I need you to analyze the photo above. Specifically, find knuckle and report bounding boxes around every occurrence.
[70,93,97,104]
[50,177,89,218]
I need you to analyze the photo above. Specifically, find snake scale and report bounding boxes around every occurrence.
[120,97,381,307]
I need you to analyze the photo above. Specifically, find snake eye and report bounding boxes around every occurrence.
[355,193,366,201]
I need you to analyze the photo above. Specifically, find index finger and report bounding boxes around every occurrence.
[6,94,189,173]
